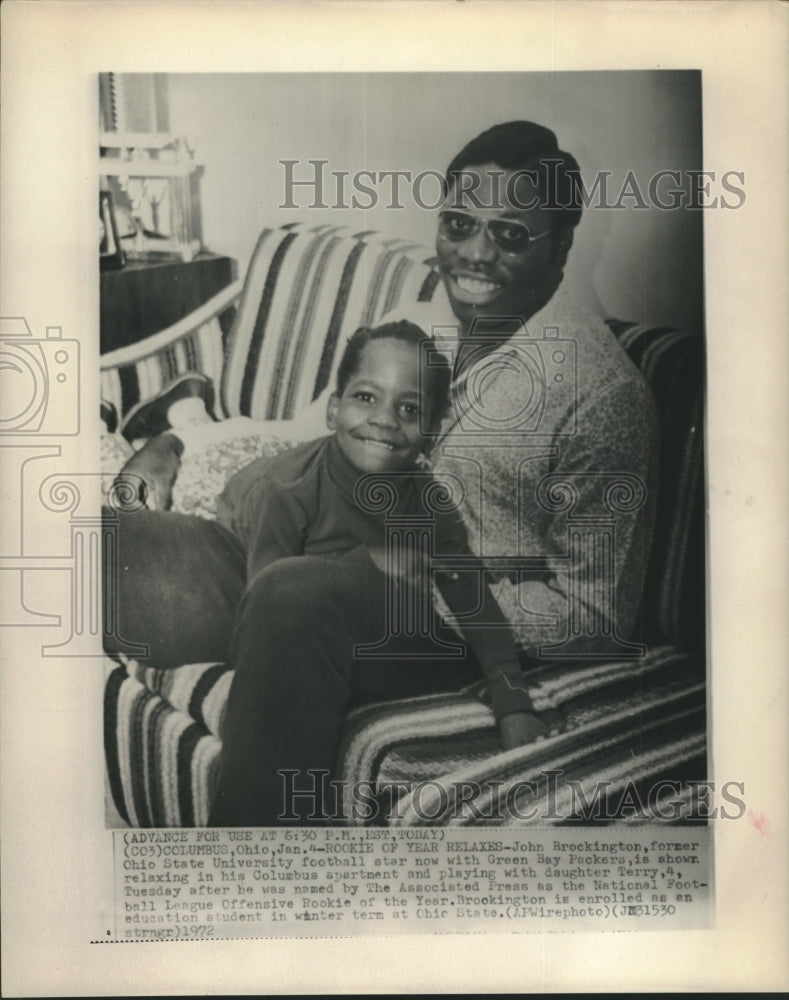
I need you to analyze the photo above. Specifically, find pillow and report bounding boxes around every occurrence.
[100,427,297,520]
[221,225,437,422]
[171,434,297,519]
[101,431,134,498]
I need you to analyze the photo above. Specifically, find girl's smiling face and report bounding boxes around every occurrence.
[326,337,431,474]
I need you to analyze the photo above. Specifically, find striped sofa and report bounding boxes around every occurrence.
[102,223,706,827]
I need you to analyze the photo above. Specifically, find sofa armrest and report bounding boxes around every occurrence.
[100,280,243,423]
[100,279,243,370]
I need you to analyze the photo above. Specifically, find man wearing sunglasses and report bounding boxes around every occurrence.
[403,121,659,667]
[436,124,578,352]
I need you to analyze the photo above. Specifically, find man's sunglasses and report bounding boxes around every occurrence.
[438,209,551,256]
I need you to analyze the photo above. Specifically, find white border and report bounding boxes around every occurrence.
[1,1,787,994]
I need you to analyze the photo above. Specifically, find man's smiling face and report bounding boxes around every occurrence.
[436,162,569,336]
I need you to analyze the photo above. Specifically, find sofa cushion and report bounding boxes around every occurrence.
[337,645,705,825]
[100,313,230,423]
[610,322,705,651]
[105,644,705,827]
[170,432,297,519]
[220,225,440,421]
[104,661,222,828]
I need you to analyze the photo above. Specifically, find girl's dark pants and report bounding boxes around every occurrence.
[104,507,480,826]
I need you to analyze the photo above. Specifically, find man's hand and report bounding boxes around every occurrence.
[499,711,548,750]
[499,708,567,751]
[116,432,183,511]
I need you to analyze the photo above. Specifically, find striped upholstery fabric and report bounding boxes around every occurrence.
[105,661,224,828]
[608,321,706,651]
[103,223,706,828]
[100,313,232,423]
[337,646,706,826]
[100,224,440,423]
[219,225,439,420]
[105,646,705,827]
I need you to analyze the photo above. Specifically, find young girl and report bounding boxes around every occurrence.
[206,320,553,826]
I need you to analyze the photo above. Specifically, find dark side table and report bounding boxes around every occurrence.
[100,252,236,354]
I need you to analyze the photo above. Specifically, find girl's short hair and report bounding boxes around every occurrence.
[335,320,452,432]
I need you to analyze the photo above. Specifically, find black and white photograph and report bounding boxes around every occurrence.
[1,1,787,995]
[101,70,709,834]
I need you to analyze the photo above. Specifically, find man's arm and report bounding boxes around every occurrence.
[437,371,659,658]
[499,378,659,657]
[434,565,556,749]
